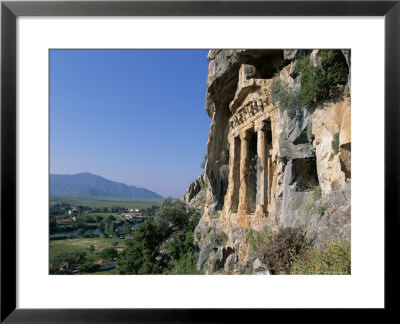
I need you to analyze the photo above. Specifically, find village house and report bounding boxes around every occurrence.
[59,262,70,270]
[121,212,144,219]
[68,207,77,215]
[95,259,116,271]
[121,213,134,219]
[56,219,72,225]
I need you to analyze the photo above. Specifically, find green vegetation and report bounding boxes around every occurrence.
[263,227,305,274]
[195,231,202,241]
[88,244,95,254]
[271,50,349,117]
[50,237,126,262]
[246,227,272,255]
[332,132,340,154]
[100,247,118,259]
[294,50,349,106]
[50,196,162,209]
[318,50,349,91]
[117,220,163,274]
[49,197,159,244]
[246,226,350,275]
[93,268,119,275]
[290,240,351,275]
[162,216,202,274]
[79,262,100,273]
[301,184,322,220]
[209,231,228,246]
[118,199,201,275]
[317,204,328,217]
[311,184,322,201]
[270,78,299,118]
[50,251,87,273]
[153,198,187,235]
[293,56,321,106]
[247,227,305,274]
[103,221,114,237]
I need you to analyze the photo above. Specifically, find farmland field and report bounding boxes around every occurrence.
[50,237,127,262]
[50,196,163,209]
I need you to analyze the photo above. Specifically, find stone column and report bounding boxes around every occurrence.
[267,148,272,210]
[256,125,268,216]
[238,132,251,214]
[225,136,240,213]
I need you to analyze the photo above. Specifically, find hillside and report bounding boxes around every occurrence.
[50,172,163,199]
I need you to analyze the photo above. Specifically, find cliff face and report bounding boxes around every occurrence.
[180,172,208,215]
[192,49,351,274]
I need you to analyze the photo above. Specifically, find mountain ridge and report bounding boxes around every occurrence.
[50,172,163,199]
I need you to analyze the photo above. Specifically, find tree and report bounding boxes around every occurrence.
[162,215,201,274]
[49,216,57,233]
[108,221,114,236]
[111,207,120,213]
[100,247,118,259]
[118,220,163,274]
[99,220,106,233]
[104,220,114,237]
[117,201,201,275]
[142,205,159,217]
[154,198,187,235]
[50,255,63,269]
[86,216,96,223]
[79,262,100,273]
[51,251,87,269]
[107,215,116,221]
[77,205,84,218]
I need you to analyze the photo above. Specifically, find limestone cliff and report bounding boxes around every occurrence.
[192,49,351,274]
[180,172,208,214]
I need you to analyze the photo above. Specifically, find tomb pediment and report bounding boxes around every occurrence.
[229,78,272,129]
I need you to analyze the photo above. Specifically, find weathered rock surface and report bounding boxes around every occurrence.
[187,49,351,274]
[180,172,208,214]
[252,258,270,275]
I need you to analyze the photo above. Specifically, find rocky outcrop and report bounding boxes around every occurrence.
[180,173,208,214]
[191,49,351,274]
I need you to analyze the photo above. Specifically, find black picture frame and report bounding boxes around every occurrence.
[1,0,398,322]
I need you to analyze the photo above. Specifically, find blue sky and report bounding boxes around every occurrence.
[50,49,210,198]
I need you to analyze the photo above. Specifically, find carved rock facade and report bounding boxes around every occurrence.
[193,49,351,274]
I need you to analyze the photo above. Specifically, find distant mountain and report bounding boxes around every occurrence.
[50,172,163,199]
